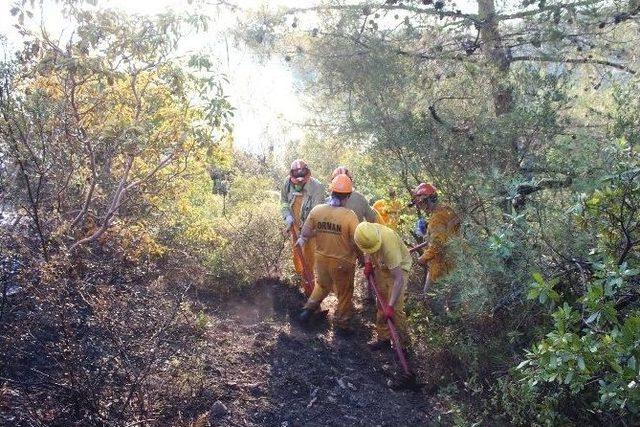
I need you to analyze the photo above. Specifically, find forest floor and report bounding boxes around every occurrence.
[193,278,443,427]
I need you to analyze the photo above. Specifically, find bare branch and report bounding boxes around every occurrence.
[496,0,606,22]
[69,156,134,250]
[511,54,637,74]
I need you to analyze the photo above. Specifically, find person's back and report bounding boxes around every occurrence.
[370,223,412,273]
[298,174,361,332]
[306,204,359,263]
[344,190,379,223]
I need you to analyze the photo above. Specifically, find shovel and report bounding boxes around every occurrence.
[365,272,422,390]
[409,241,429,253]
[408,241,431,294]
[365,272,411,375]
[289,225,314,297]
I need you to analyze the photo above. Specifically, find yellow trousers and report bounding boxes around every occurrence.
[293,238,316,291]
[303,254,355,327]
[374,268,408,345]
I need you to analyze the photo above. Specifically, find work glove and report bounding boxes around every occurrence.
[285,214,295,228]
[382,304,395,320]
[414,218,427,237]
[363,260,374,277]
[296,236,307,247]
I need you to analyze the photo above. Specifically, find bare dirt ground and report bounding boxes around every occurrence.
[195,279,440,426]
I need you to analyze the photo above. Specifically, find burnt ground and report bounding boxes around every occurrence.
[196,278,441,427]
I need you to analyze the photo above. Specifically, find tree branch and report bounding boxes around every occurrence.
[69,156,134,251]
[511,55,637,74]
[496,0,605,22]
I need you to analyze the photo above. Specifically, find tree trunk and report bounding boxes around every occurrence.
[477,0,514,116]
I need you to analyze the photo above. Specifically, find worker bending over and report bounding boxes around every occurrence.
[410,183,460,292]
[281,159,326,290]
[354,222,412,351]
[297,174,362,334]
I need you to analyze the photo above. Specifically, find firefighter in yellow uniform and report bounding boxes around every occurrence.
[410,183,460,291]
[281,159,326,291]
[297,174,361,333]
[372,187,403,230]
[354,222,412,350]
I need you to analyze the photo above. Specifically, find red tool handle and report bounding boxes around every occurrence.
[409,241,429,253]
[290,226,314,296]
[365,272,411,376]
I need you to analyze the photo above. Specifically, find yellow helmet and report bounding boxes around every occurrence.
[354,222,382,254]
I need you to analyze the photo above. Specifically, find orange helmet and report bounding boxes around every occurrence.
[330,174,353,194]
[290,159,310,184]
[409,182,438,206]
[331,166,353,181]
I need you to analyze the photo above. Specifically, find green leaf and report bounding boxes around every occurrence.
[577,356,586,371]
[586,312,600,324]
[532,272,544,284]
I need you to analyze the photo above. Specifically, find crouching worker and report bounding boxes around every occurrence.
[297,174,361,334]
[353,222,412,351]
[409,182,460,292]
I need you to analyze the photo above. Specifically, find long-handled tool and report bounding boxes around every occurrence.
[408,241,431,293]
[365,272,411,376]
[289,226,314,296]
[409,241,429,253]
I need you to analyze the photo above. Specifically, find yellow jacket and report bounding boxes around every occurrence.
[419,205,460,279]
[372,198,403,230]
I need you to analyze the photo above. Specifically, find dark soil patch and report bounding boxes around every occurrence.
[197,279,438,426]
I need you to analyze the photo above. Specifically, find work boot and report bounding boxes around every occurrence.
[314,308,329,319]
[368,339,392,351]
[298,308,314,324]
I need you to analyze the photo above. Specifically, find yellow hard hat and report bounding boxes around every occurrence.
[354,222,381,254]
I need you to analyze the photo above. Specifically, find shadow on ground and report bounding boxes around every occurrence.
[198,279,436,426]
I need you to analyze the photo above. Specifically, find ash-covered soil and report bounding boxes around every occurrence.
[197,279,439,426]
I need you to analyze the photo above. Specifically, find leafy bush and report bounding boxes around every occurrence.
[515,155,640,423]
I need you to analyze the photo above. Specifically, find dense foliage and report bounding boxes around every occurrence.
[1,0,639,425]
[239,0,640,423]
[0,3,284,424]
